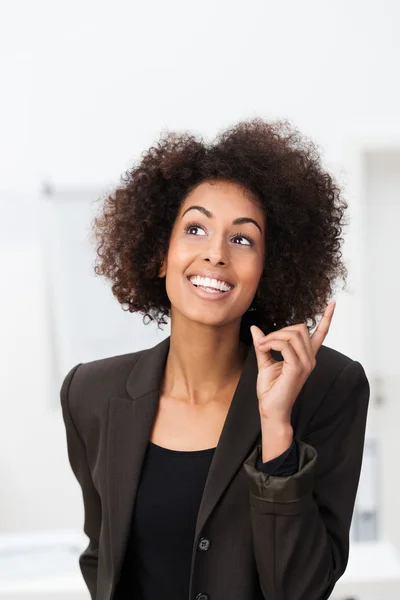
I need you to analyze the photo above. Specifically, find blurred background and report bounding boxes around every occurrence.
[1,0,400,598]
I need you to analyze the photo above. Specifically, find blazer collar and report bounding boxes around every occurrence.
[107,335,262,594]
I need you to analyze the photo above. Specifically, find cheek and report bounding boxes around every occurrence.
[168,235,193,262]
[239,256,263,282]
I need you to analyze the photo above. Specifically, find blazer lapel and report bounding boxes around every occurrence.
[106,334,263,592]
[193,341,261,540]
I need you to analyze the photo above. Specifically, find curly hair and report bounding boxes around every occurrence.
[91,117,349,346]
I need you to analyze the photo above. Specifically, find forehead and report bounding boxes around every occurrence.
[180,179,264,218]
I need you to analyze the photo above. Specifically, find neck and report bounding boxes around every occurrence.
[161,320,250,407]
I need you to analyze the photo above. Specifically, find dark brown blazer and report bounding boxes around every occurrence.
[60,335,370,600]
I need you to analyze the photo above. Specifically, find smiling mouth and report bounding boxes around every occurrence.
[187,277,233,295]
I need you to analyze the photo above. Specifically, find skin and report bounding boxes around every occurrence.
[158,178,266,407]
[250,302,336,460]
[158,177,336,461]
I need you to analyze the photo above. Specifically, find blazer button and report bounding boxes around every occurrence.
[195,594,209,600]
[197,537,211,551]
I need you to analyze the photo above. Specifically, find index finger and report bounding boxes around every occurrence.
[310,301,336,354]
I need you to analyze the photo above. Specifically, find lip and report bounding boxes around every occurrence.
[186,276,235,301]
[186,271,235,288]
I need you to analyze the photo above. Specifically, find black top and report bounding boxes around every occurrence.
[115,440,298,599]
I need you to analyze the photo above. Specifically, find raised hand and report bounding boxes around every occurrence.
[250,301,336,424]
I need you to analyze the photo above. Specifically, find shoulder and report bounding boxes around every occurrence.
[315,343,354,372]
[294,343,369,433]
[60,348,146,431]
[315,344,369,389]
[68,349,145,396]
[313,345,366,387]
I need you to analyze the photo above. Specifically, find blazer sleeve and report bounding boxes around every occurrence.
[243,359,370,600]
[60,363,101,600]
[255,439,299,476]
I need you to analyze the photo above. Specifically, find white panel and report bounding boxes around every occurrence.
[40,186,169,392]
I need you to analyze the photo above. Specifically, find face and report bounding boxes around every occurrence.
[158,179,266,328]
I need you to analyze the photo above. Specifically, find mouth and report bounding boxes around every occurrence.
[186,276,234,300]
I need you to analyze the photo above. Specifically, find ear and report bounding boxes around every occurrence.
[158,257,167,278]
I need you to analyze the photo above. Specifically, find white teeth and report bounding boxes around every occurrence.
[189,276,233,292]
[197,286,223,294]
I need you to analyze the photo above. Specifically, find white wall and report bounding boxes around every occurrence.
[1,0,399,535]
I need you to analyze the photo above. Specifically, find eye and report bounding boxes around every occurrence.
[233,231,255,246]
[184,222,206,236]
[184,221,254,246]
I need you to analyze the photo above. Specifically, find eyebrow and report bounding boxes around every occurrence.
[181,205,263,235]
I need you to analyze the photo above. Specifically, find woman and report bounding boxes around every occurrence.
[60,118,370,600]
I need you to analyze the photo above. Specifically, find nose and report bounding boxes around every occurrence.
[203,236,228,266]
[205,257,225,266]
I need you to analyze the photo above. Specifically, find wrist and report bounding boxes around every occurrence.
[259,418,294,462]
[260,415,293,433]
